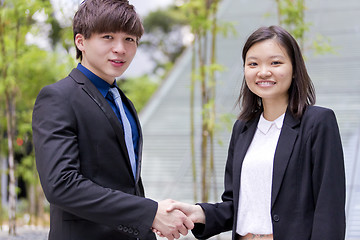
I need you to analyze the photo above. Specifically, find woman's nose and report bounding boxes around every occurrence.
[257,67,271,78]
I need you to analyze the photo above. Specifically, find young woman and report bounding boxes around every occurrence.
[163,25,346,240]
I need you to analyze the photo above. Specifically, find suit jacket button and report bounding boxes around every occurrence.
[134,230,139,236]
[273,214,280,222]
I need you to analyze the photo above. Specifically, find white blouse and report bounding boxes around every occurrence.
[236,113,285,236]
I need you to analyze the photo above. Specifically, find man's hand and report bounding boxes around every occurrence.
[152,199,194,240]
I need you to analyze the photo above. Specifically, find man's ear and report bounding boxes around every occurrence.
[75,33,85,51]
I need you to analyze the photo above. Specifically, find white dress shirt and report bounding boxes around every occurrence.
[236,113,285,236]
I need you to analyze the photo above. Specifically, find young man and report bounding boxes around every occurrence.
[32,1,193,239]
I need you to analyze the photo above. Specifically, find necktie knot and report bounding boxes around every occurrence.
[109,87,120,100]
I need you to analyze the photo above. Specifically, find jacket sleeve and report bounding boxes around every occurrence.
[32,84,157,239]
[192,121,241,239]
[310,108,346,240]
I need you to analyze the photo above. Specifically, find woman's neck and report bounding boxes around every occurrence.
[262,99,288,121]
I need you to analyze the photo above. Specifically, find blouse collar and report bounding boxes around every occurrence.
[257,113,285,135]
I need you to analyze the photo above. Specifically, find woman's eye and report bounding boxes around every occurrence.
[248,62,257,66]
[272,61,282,65]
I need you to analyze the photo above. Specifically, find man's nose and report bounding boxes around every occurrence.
[113,41,126,54]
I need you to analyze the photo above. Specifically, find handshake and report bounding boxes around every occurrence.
[151,199,206,240]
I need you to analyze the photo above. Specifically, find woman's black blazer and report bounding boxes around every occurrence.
[193,106,346,240]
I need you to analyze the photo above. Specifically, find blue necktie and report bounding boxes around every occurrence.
[109,87,137,179]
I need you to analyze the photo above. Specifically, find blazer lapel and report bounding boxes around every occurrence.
[233,116,259,204]
[69,69,135,179]
[271,110,300,207]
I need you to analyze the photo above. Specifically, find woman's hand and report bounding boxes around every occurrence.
[152,200,206,239]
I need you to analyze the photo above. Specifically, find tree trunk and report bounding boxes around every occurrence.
[198,32,209,203]
[299,0,305,50]
[5,91,16,235]
[190,40,198,202]
[29,184,36,225]
[36,184,45,226]
[209,0,219,200]
[276,0,282,24]
[0,157,3,230]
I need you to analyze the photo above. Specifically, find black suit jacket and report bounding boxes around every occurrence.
[193,106,346,240]
[32,68,157,240]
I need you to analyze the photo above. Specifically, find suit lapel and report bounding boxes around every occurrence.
[271,110,300,207]
[233,116,259,205]
[69,69,136,180]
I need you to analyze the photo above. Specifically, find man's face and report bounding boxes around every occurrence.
[75,32,138,84]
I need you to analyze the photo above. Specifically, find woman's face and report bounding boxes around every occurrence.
[244,38,293,104]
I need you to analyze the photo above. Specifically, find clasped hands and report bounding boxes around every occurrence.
[151,199,205,240]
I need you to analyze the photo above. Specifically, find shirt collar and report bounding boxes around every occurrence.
[77,63,116,98]
[257,112,285,135]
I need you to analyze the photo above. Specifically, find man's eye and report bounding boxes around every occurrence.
[103,35,113,39]
[126,37,135,42]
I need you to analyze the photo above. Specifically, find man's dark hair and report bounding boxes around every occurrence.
[73,0,144,60]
